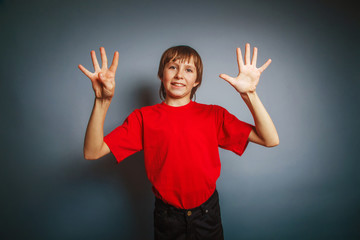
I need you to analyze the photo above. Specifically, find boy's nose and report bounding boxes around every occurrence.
[175,70,184,79]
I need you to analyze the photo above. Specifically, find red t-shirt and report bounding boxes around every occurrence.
[104,100,253,209]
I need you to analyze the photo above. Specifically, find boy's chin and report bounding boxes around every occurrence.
[166,93,191,100]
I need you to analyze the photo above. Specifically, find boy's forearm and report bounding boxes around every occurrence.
[240,91,279,146]
[83,98,111,159]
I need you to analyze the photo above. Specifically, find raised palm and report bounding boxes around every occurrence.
[220,43,271,94]
[78,47,119,99]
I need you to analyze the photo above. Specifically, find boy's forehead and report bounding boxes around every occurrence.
[169,56,195,66]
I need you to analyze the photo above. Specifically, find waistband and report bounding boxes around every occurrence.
[155,189,219,216]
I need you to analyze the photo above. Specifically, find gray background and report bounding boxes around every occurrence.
[1,0,359,239]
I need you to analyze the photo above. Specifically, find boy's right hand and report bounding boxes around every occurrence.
[78,47,119,100]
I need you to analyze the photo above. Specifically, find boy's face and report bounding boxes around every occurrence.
[161,57,199,102]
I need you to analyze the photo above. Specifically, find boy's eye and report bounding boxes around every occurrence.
[169,66,176,69]
[186,69,193,73]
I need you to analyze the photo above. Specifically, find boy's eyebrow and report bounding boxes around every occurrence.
[168,62,195,68]
[185,64,195,68]
[182,64,196,69]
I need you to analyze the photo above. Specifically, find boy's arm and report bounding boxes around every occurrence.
[219,43,279,147]
[78,47,119,159]
[240,91,279,147]
[83,99,111,160]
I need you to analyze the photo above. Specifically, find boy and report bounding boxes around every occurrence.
[78,43,279,240]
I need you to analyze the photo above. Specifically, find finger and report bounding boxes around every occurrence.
[109,51,119,73]
[258,59,272,73]
[219,73,235,85]
[78,64,93,79]
[245,43,250,65]
[236,48,244,71]
[91,50,100,71]
[251,47,258,66]
[100,47,108,69]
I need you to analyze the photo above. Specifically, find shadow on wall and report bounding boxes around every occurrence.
[61,82,158,240]
[42,153,155,240]
[4,80,160,240]
[96,81,158,239]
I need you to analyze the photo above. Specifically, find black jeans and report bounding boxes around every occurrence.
[154,189,224,240]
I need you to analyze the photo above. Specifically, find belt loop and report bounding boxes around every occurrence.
[200,205,206,216]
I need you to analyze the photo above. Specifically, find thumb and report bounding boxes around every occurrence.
[98,72,105,82]
[219,74,234,85]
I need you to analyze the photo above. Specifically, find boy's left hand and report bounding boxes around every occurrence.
[219,43,271,94]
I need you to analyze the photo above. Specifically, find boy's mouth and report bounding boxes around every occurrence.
[171,82,185,87]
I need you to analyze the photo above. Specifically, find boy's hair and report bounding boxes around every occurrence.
[158,45,203,101]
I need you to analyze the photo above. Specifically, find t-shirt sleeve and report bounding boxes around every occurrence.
[103,109,143,163]
[215,106,254,156]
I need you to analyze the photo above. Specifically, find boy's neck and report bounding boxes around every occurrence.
[164,97,191,107]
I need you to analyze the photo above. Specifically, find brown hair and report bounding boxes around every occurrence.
[158,45,203,101]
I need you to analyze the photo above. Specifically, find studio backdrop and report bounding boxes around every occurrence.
[1,0,359,239]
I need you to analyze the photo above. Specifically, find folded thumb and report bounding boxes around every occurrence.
[98,72,104,81]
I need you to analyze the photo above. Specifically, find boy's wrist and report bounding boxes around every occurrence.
[240,91,256,99]
[95,97,112,108]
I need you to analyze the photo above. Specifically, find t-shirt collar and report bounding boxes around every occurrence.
[160,100,194,110]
